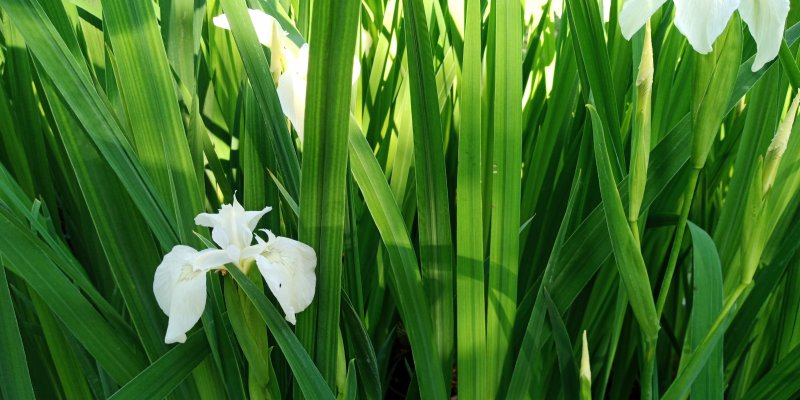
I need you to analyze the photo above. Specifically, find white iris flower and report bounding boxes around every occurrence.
[213,9,361,141]
[619,0,789,71]
[153,198,317,344]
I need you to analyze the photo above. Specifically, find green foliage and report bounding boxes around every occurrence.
[1,0,800,399]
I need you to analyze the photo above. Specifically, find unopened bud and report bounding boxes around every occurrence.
[629,23,653,222]
[762,90,800,196]
[580,330,592,400]
[636,23,654,87]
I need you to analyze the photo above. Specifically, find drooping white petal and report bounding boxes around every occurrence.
[154,245,198,314]
[619,0,668,40]
[739,0,790,71]
[164,270,207,344]
[153,246,209,344]
[254,237,317,324]
[277,46,309,140]
[673,0,740,54]
[194,198,270,250]
[212,9,287,47]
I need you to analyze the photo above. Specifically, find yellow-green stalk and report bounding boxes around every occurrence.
[629,22,654,242]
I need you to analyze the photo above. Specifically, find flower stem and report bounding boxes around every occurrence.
[656,167,701,318]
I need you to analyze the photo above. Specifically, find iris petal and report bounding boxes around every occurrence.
[153,246,210,344]
[255,237,317,324]
[619,0,668,40]
[739,0,790,71]
[673,0,740,54]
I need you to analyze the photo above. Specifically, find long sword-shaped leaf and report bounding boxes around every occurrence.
[487,0,523,394]
[217,0,300,199]
[0,265,35,400]
[108,331,210,400]
[741,344,800,400]
[402,0,455,378]
[39,73,168,360]
[348,120,447,399]
[0,210,148,383]
[0,0,179,248]
[455,0,486,398]
[687,222,724,400]
[566,0,624,175]
[295,0,360,386]
[224,265,335,400]
[587,105,659,341]
[102,0,203,242]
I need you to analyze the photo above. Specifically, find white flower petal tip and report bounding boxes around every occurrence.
[153,246,209,344]
[255,237,317,324]
[673,0,740,54]
[619,0,668,40]
[194,198,272,250]
[212,9,287,47]
[739,0,790,71]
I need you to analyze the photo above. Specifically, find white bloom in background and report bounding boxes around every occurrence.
[361,29,374,54]
[213,8,362,142]
[277,44,310,140]
[212,9,287,47]
[619,0,789,71]
[153,198,317,343]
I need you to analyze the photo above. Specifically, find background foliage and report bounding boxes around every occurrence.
[2,0,800,399]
